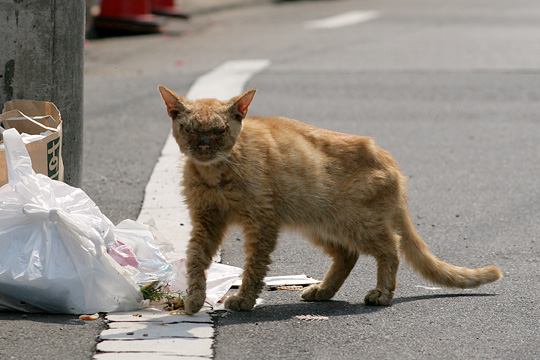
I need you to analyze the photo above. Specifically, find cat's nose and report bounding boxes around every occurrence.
[198,144,210,151]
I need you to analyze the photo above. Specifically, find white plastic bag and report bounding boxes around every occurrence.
[112,220,176,285]
[0,129,142,314]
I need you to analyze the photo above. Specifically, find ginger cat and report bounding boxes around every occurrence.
[158,86,502,314]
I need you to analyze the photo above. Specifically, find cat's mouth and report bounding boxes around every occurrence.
[193,153,215,161]
[188,149,221,164]
[185,141,229,164]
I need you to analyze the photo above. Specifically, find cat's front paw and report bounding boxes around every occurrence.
[224,294,256,311]
[184,290,206,315]
[301,284,335,301]
[364,289,393,306]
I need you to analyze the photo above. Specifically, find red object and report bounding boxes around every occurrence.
[151,0,190,19]
[100,0,152,18]
[94,0,161,36]
[152,0,174,8]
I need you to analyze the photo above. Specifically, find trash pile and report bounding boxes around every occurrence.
[0,128,245,314]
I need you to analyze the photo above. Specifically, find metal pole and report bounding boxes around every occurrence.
[0,0,85,186]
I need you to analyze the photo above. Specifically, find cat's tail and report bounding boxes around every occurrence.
[395,207,502,288]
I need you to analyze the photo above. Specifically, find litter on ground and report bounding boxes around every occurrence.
[79,313,99,321]
[295,314,329,321]
[415,285,442,290]
[232,274,320,289]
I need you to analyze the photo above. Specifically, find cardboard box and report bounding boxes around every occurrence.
[0,100,63,185]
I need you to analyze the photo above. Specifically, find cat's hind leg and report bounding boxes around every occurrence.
[364,232,400,306]
[224,224,279,311]
[302,238,359,302]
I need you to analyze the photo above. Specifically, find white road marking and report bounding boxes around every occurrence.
[187,59,271,100]
[96,59,270,359]
[305,10,380,29]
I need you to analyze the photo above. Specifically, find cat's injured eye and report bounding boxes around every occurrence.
[182,126,196,134]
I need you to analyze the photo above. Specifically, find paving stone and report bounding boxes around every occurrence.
[96,338,213,356]
[106,308,211,324]
[94,352,209,359]
[101,321,213,340]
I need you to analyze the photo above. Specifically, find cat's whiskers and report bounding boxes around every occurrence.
[216,153,244,178]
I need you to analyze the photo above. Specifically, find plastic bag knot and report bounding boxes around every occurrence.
[22,204,60,221]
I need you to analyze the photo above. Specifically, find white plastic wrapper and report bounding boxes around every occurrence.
[112,220,177,285]
[0,129,142,314]
[164,259,243,307]
[205,262,243,306]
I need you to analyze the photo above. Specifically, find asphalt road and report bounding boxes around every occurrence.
[1,0,539,359]
[205,1,540,359]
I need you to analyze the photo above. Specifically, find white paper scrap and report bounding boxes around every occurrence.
[415,285,442,290]
[205,262,243,306]
[232,274,320,288]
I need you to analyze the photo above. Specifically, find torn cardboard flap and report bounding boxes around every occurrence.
[0,100,63,186]
[2,99,61,122]
[1,111,59,134]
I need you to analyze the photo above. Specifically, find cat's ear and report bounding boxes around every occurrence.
[229,89,256,120]
[158,85,188,119]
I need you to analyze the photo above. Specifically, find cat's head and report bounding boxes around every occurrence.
[158,85,255,164]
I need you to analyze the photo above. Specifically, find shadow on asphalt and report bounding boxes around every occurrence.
[216,300,380,324]
[393,292,497,305]
[216,293,498,325]
[0,313,92,325]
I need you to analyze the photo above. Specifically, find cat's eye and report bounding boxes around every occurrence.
[213,128,226,135]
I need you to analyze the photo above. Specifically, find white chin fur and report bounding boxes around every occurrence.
[189,155,225,166]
